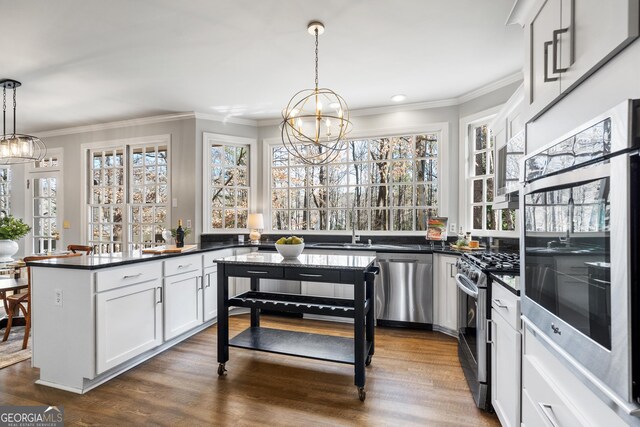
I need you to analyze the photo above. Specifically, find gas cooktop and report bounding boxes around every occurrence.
[462,251,520,272]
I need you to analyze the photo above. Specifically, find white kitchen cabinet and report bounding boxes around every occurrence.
[490,283,521,427]
[524,0,639,120]
[203,264,218,322]
[163,254,203,340]
[521,319,633,427]
[164,269,203,340]
[96,279,163,374]
[433,254,459,335]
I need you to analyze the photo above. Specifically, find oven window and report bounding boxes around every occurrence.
[524,177,611,349]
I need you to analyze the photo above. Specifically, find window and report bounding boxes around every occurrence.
[268,133,439,232]
[28,153,63,254]
[203,133,255,232]
[468,122,516,233]
[0,167,10,215]
[87,137,170,253]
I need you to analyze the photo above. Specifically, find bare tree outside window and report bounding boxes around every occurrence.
[270,133,439,232]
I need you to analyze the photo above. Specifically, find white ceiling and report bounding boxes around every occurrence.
[4,0,523,133]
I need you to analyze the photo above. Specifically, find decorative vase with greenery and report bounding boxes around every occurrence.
[0,215,31,262]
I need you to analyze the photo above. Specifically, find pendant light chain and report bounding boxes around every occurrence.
[2,87,5,136]
[12,85,17,136]
[314,28,319,91]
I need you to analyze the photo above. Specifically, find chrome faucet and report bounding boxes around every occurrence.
[351,204,360,244]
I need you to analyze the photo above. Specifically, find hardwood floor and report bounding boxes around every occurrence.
[0,314,499,426]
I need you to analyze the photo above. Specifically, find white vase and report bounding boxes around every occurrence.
[0,239,19,263]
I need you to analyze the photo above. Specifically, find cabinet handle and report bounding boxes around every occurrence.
[450,263,456,278]
[178,263,192,269]
[486,319,494,345]
[247,270,268,275]
[538,403,561,427]
[123,273,142,279]
[299,273,323,278]
[543,41,559,82]
[493,299,508,309]
[552,28,570,73]
[197,276,203,291]
[206,273,211,288]
[156,287,163,304]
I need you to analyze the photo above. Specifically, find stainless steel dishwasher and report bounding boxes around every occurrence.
[376,252,433,327]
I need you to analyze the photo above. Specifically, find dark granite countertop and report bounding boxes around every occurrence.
[25,241,466,270]
[490,272,521,296]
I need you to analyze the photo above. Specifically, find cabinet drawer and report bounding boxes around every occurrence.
[226,264,283,279]
[164,254,202,277]
[202,249,234,267]
[491,282,520,331]
[522,356,588,427]
[285,268,340,283]
[96,262,161,293]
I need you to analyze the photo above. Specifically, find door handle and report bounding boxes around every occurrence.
[493,299,508,309]
[552,27,570,73]
[543,41,559,82]
[538,403,561,427]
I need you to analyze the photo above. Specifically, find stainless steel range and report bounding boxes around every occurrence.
[456,252,519,411]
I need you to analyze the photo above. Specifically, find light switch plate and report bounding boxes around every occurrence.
[172,198,178,208]
[449,223,456,232]
[186,219,192,228]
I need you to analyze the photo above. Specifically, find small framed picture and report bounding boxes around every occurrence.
[426,217,448,241]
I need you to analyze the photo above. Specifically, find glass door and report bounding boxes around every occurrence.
[30,171,62,254]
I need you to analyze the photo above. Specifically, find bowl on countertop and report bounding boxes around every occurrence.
[275,243,305,259]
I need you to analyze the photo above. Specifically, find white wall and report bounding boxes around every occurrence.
[527,39,640,152]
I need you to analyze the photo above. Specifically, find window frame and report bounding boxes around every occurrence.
[81,135,171,253]
[459,107,518,238]
[262,123,449,235]
[202,132,258,234]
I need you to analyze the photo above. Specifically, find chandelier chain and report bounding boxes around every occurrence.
[314,28,319,90]
[12,85,17,135]
[2,88,5,136]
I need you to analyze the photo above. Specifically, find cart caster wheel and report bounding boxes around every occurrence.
[217,363,226,376]
[365,355,372,366]
[358,387,366,401]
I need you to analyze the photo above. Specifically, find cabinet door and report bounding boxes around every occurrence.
[560,0,639,92]
[527,0,562,117]
[96,280,163,374]
[435,255,459,332]
[203,268,217,322]
[164,272,203,340]
[491,309,522,427]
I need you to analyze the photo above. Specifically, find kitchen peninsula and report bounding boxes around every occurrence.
[215,252,377,400]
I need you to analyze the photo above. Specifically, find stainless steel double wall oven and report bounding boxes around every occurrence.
[521,99,640,411]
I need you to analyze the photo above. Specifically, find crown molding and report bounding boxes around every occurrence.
[194,112,258,127]
[257,72,523,127]
[34,112,197,138]
[34,110,257,138]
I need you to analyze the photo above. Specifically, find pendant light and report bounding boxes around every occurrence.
[281,21,352,165]
[0,79,46,165]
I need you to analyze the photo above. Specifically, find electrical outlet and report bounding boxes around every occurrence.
[186,219,192,228]
[172,198,178,208]
[54,289,63,307]
[449,223,456,233]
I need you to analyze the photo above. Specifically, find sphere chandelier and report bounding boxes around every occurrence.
[281,21,352,165]
[0,79,46,165]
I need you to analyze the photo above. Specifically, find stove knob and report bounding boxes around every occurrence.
[469,270,479,281]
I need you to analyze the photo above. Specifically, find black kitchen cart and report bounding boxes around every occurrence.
[216,252,378,401]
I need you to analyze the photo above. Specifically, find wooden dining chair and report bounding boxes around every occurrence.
[67,244,94,255]
[2,252,82,349]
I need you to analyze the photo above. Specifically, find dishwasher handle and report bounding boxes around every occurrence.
[455,274,479,298]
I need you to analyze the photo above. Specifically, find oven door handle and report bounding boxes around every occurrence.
[455,274,479,298]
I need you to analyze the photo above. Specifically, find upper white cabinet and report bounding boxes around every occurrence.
[524,0,639,120]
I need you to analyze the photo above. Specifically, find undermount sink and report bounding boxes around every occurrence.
[528,247,593,253]
[308,242,406,250]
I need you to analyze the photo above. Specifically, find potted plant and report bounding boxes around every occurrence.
[0,215,31,262]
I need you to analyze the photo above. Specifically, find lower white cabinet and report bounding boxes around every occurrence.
[490,283,521,427]
[433,254,459,334]
[96,279,163,374]
[203,264,217,322]
[164,269,203,340]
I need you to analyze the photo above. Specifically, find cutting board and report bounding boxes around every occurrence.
[142,244,197,254]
